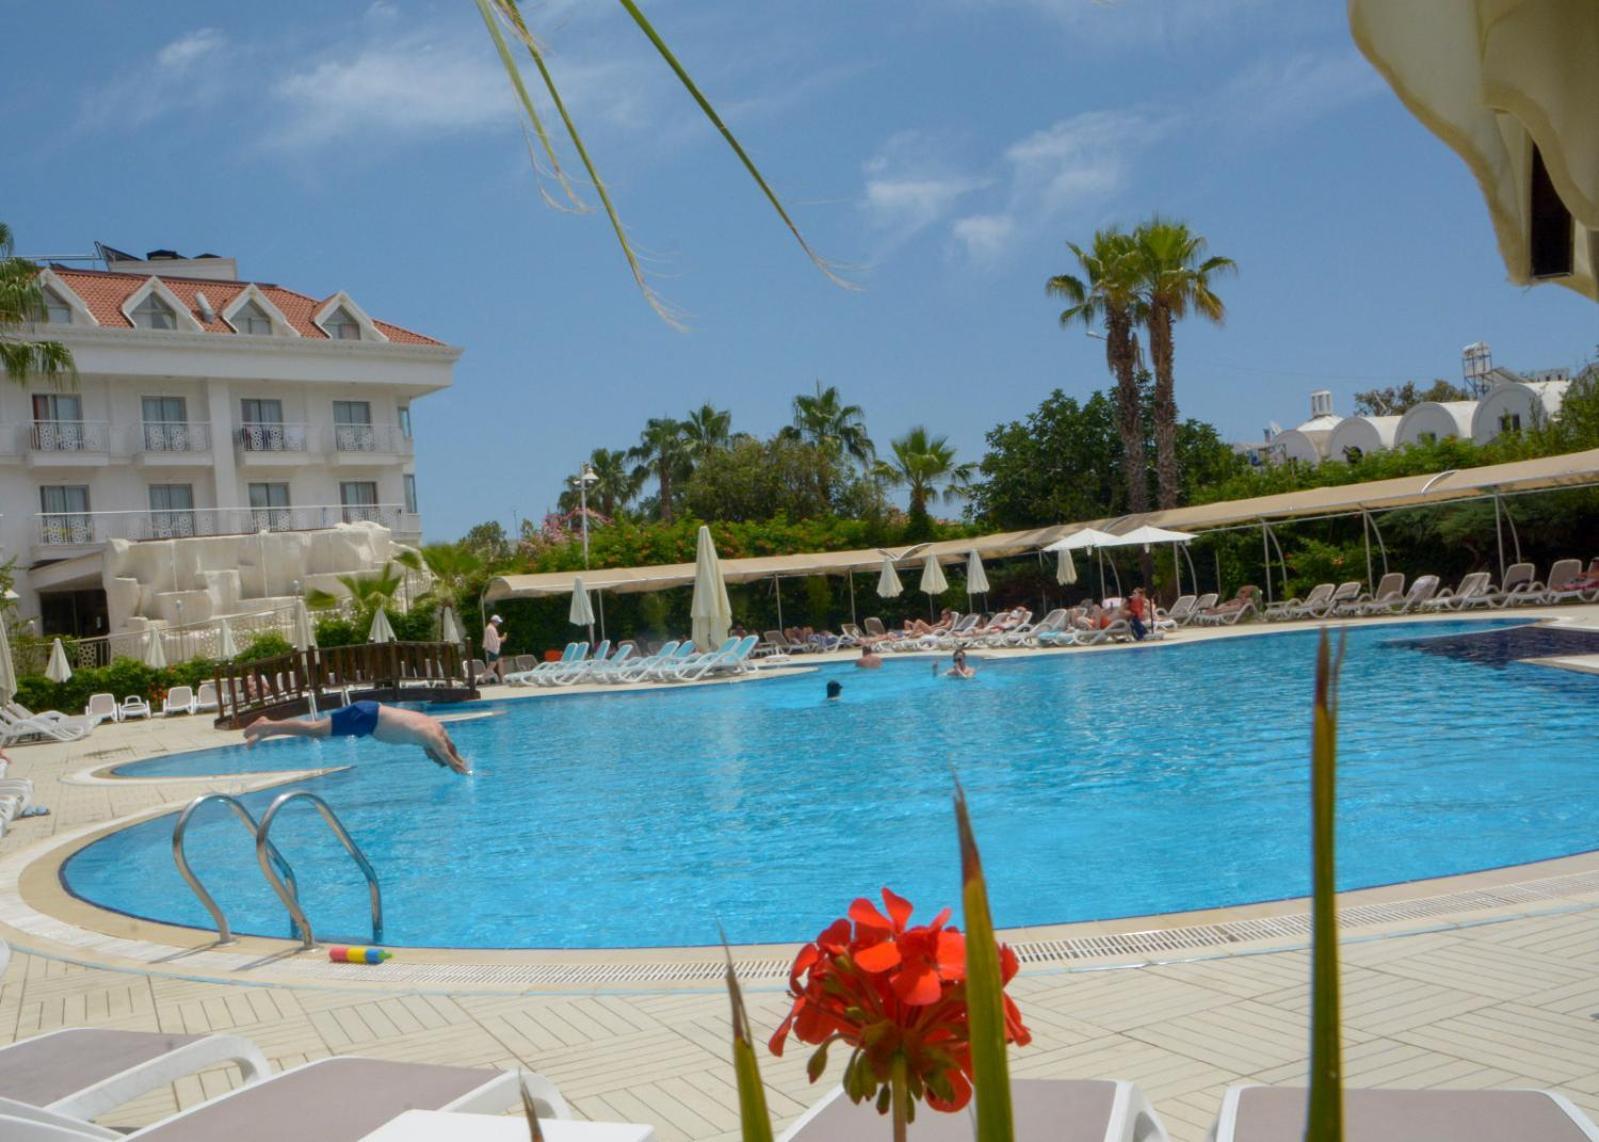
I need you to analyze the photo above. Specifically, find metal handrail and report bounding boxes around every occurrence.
[255,790,382,949]
[171,793,300,945]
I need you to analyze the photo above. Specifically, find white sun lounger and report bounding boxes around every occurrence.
[160,686,195,716]
[1542,558,1589,605]
[1264,583,1333,622]
[1209,1084,1599,1141]
[84,694,119,725]
[1337,572,1404,616]
[0,708,92,744]
[1362,573,1439,615]
[118,695,152,721]
[0,1053,570,1142]
[780,1078,1167,1141]
[1489,562,1542,607]
[1421,571,1492,611]
[541,641,606,686]
[192,682,219,714]
[506,643,582,685]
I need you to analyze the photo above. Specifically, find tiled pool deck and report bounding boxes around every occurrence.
[4,608,1599,1140]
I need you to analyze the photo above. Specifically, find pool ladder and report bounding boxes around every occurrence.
[172,791,383,950]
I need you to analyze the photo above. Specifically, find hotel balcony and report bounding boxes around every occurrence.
[233,422,312,466]
[128,421,213,467]
[327,423,414,466]
[33,503,420,557]
[24,420,112,468]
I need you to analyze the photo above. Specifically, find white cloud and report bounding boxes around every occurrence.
[79,28,233,129]
[1206,50,1384,135]
[156,28,226,72]
[951,214,1017,262]
[946,0,1279,50]
[860,131,990,247]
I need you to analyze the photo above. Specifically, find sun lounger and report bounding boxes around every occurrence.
[1008,608,1068,646]
[1362,573,1439,615]
[1209,1084,1599,1142]
[192,682,219,714]
[643,642,703,680]
[84,694,119,725]
[160,686,195,716]
[1309,581,1362,618]
[0,1053,570,1142]
[1488,562,1541,607]
[1337,572,1404,616]
[0,708,92,744]
[505,643,580,685]
[118,695,151,721]
[540,642,605,686]
[669,635,758,682]
[1158,595,1197,626]
[1197,586,1259,626]
[1541,558,1589,604]
[778,1078,1168,1141]
[0,1027,271,1129]
[573,644,634,684]
[609,640,679,682]
[863,617,889,641]
[1264,583,1333,622]
[1422,571,1492,611]
[0,780,36,825]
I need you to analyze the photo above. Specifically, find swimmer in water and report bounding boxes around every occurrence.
[826,680,843,701]
[946,648,977,679]
[244,701,471,774]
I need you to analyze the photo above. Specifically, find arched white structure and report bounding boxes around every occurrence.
[1326,415,1401,462]
[1274,424,1335,464]
[1395,400,1477,447]
[1471,381,1569,443]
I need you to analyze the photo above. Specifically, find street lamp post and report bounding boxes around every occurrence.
[571,464,601,642]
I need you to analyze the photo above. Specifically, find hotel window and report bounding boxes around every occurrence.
[32,392,85,451]
[324,306,361,340]
[131,292,178,330]
[41,288,72,324]
[403,474,418,514]
[340,481,379,523]
[142,396,189,451]
[397,406,412,440]
[232,299,274,335]
[40,485,91,544]
[333,400,373,450]
[248,482,292,530]
[239,398,288,451]
[148,484,196,538]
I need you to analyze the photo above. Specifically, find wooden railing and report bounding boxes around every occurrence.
[213,641,474,728]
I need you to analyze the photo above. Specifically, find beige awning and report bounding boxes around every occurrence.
[483,448,1599,601]
[1350,0,1599,300]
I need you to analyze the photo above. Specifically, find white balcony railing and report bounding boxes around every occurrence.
[132,421,211,454]
[328,423,412,454]
[29,420,111,454]
[35,503,413,545]
[236,422,311,453]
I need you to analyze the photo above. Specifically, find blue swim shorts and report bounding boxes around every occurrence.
[329,700,381,738]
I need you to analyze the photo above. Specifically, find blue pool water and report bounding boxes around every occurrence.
[62,620,1599,949]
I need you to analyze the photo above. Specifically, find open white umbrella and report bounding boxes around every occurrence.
[1056,547,1079,586]
[876,556,903,598]
[218,618,239,659]
[291,599,316,651]
[45,638,72,683]
[1043,527,1121,552]
[368,608,396,644]
[964,550,990,601]
[0,619,16,703]
[143,630,168,669]
[689,525,733,652]
[569,576,596,643]
[440,605,462,645]
[1101,525,1198,548]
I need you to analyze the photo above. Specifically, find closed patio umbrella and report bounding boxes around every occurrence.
[368,608,396,644]
[143,630,168,669]
[440,605,462,645]
[689,525,732,652]
[0,618,16,703]
[1056,547,1078,586]
[919,555,949,619]
[291,599,316,651]
[964,550,989,609]
[570,576,596,644]
[218,618,239,659]
[46,638,72,683]
[876,556,903,599]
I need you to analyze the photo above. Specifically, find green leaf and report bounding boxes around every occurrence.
[805,1040,831,1083]
[1306,630,1347,1141]
[722,942,775,1142]
[954,779,1015,1142]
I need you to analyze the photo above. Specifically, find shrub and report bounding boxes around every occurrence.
[235,632,293,663]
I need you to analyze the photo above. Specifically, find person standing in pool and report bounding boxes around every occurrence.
[946,648,977,679]
[243,701,472,774]
[825,680,843,701]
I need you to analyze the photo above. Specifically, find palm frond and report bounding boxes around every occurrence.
[475,0,585,211]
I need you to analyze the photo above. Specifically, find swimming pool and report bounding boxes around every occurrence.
[62,620,1599,949]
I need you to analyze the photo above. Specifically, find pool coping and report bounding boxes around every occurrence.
[5,608,1598,992]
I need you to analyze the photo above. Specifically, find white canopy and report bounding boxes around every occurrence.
[1043,528,1121,552]
[1101,525,1198,547]
[964,550,990,596]
[919,555,949,595]
[218,619,239,659]
[876,556,904,598]
[368,608,396,644]
[689,526,733,652]
[569,577,596,627]
[1350,0,1599,300]
[143,630,167,669]
[45,638,72,683]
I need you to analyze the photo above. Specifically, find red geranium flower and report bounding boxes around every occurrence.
[770,888,1030,1117]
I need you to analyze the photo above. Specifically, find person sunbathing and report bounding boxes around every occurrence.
[244,701,471,774]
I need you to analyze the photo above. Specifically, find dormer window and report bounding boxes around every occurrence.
[233,299,274,335]
[324,307,361,341]
[131,293,178,330]
[41,288,72,324]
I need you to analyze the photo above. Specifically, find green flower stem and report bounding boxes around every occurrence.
[891,1053,910,1142]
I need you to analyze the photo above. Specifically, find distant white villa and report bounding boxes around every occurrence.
[10,245,460,645]
[1261,341,1580,466]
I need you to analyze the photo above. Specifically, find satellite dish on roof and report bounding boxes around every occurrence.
[1266,421,1283,440]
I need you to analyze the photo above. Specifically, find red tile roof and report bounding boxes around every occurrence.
[47,268,444,346]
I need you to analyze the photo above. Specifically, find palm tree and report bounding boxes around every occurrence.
[586,447,643,517]
[874,426,975,519]
[306,564,403,623]
[628,417,689,522]
[781,381,875,504]
[681,403,732,465]
[1135,218,1234,509]
[0,222,74,385]
[393,543,483,610]
[1047,230,1149,515]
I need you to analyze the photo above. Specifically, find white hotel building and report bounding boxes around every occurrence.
[8,248,459,644]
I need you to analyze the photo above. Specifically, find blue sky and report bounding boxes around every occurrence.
[6,0,1596,541]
